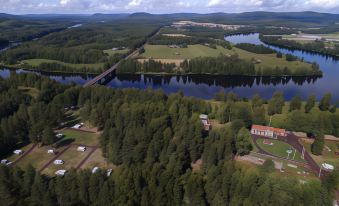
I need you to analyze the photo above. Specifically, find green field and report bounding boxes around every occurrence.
[141,44,232,59]
[22,59,104,70]
[141,44,313,72]
[256,138,306,162]
[103,49,129,56]
[231,47,312,72]
[60,129,99,146]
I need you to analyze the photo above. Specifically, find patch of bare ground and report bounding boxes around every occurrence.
[80,149,117,170]
[191,159,202,171]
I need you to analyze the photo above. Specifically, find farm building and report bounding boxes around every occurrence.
[200,114,211,131]
[251,125,287,139]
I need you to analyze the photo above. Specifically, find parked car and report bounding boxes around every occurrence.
[54,160,64,165]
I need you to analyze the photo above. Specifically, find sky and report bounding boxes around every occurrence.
[1,0,339,14]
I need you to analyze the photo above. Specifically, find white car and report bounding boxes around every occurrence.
[54,160,64,165]
[13,150,23,155]
[55,170,67,176]
[92,167,99,174]
[322,163,334,170]
[107,169,113,177]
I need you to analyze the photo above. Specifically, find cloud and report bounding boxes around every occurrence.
[0,0,338,14]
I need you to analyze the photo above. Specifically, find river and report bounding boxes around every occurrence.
[1,33,338,102]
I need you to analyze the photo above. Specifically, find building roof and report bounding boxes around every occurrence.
[251,125,286,133]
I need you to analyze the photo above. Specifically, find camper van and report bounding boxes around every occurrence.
[77,146,86,152]
[54,160,64,165]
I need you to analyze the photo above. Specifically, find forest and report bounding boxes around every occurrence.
[259,35,339,57]
[0,73,338,205]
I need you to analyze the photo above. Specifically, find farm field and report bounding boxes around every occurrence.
[141,44,314,73]
[60,129,100,146]
[22,59,104,70]
[256,138,306,162]
[141,44,232,59]
[103,48,129,56]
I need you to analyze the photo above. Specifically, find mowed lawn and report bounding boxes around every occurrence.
[60,129,99,146]
[22,59,104,70]
[15,146,56,170]
[256,138,306,162]
[42,145,90,176]
[141,44,232,59]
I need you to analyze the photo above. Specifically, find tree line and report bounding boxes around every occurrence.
[259,35,339,57]
[235,43,275,54]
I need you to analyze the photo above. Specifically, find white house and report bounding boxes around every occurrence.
[54,160,64,165]
[77,146,86,152]
[55,170,67,176]
[107,169,113,177]
[92,167,99,174]
[13,150,23,155]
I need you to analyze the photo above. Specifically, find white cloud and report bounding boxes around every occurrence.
[0,0,338,14]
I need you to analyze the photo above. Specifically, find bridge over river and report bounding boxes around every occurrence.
[84,28,161,87]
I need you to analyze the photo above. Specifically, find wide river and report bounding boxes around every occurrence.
[1,33,338,102]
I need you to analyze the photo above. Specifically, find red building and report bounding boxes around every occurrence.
[251,125,287,139]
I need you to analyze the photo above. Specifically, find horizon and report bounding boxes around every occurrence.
[1,0,339,15]
[2,10,339,16]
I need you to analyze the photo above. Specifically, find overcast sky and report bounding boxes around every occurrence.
[1,0,339,14]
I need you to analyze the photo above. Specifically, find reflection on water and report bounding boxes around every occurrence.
[1,33,339,102]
